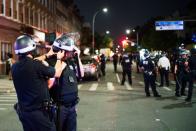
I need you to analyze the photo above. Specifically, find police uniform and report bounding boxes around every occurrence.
[175,54,189,96]
[12,35,57,131]
[186,49,196,102]
[49,34,80,131]
[100,54,106,76]
[140,55,161,97]
[12,57,56,131]
[121,54,132,85]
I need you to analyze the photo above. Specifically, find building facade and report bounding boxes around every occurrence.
[0,0,82,75]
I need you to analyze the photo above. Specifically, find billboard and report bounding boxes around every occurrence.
[155,21,184,31]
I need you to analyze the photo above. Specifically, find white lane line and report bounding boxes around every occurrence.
[125,82,133,90]
[0,97,17,99]
[0,108,7,111]
[132,75,135,79]
[78,84,82,90]
[155,82,160,85]
[116,73,121,83]
[139,81,144,86]
[0,104,14,106]
[163,86,172,91]
[0,99,17,102]
[0,94,17,97]
[170,81,176,85]
[107,82,115,91]
[89,83,98,91]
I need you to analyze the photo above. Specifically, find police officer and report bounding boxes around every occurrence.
[185,48,196,102]
[112,53,118,72]
[139,50,161,97]
[157,52,171,87]
[100,53,106,76]
[48,34,84,131]
[121,52,132,86]
[174,49,189,97]
[12,35,65,131]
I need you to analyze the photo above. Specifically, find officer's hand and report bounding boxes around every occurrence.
[73,45,81,56]
[57,50,65,60]
[46,47,55,58]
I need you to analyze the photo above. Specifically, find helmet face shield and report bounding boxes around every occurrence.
[14,35,36,54]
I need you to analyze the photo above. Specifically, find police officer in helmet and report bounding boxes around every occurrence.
[12,35,65,131]
[174,49,189,97]
[139,50,161,97]
[121,51,132,86]
[48,34,84,131]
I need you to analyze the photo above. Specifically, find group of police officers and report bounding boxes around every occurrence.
[12,34,83,131]
[120,47,196,101]
[11,32,196,131]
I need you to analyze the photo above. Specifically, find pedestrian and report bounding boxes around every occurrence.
[121,52,132,86]
[100,53,106,76]
[174,49,189,97]
[112,53,118,72]
[47,34,84,131]
[7,53,15,80]
[12,35,65,131]
[185,48,196,103]
[139,50,161,97]
[157,52,171,87]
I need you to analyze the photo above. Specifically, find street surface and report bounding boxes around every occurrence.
[0,62,196,131]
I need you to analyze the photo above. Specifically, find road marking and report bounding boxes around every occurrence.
[107,82,115,91]
[116,73,121,83]
[0,99,17,102]
[155,82,160,85]
[132,75,135,79]
[170,81,176,85]
[163,86,172,91]
[125,82,133,90]
[89,83,98,91]
[0,94,17,97]
[0,104,14,106]
[78,84,82,90]
[0,108,7,111]
[139,81,144,85]
[0,96,17,99]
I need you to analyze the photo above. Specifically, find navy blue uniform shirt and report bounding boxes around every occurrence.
[12,57,55,111]
[121,54,132,70]
[140,57,155,72]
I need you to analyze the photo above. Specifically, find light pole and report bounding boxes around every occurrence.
[92,7,108,55]
[132,29,139,51]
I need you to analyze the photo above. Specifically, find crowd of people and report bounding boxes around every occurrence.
[111,47,196,102]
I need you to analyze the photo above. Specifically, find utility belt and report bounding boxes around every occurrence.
[144,71,153,75]
[59,98,79,108]
[160,67,169,70]
[14,100,55,113]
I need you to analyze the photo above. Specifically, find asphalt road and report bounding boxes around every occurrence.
[0,62,196,131]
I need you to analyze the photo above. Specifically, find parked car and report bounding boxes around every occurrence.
[81,56,101,80]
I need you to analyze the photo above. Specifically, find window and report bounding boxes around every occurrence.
[0,42,12,62]
[1,0,5,14]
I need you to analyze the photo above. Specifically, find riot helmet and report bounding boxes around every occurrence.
[144,49,150,58]
[14,35,36,55]
[53,34,75,52]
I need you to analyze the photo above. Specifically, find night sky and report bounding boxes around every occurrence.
[75,0,191,38]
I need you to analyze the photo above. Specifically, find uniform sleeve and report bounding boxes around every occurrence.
[34,60,55,78]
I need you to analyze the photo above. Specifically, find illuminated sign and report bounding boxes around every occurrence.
[155,21,184,31]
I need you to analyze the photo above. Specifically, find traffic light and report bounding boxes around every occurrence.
[121,40,128,48]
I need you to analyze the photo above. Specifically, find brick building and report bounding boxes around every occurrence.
[0,0,83,75]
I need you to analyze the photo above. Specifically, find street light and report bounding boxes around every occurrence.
[92,7,108,54]
[106,30,110,34]
[132,29,139,51]
[126,29,131,34]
